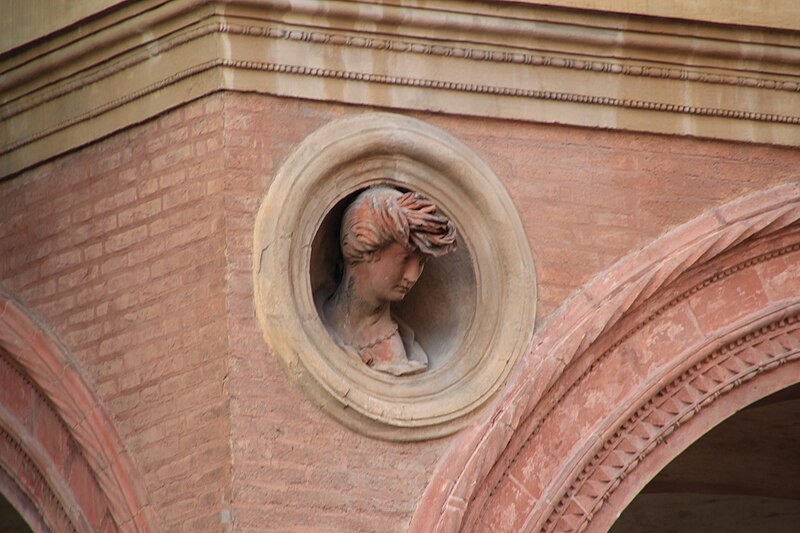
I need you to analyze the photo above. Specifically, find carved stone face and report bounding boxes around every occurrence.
[354,242,427,305]
[322,186,457,376]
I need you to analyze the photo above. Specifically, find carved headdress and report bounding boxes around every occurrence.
[340,186,457,264]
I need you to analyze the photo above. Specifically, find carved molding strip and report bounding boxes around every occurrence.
[489,239,800,506]
[5,12,800,160]
[410,184,800,533]
[1,21,221,120]
[5,18,800,125]
[543,314,800,532]
[0,294,161,532]
[0,426,77,533]
[3,1,800,177]
[222,23,800,93]
[4,5,800,176]
[6,18,799,125]
[6,18,800,118]
[0,59,222,154]
[6,55,800,158]
[225,61,800,124]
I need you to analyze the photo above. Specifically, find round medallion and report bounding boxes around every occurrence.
[253,113,535,440]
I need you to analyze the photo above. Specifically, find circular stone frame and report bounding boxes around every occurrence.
[253,113,536,440]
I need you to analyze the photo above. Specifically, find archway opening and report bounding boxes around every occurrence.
[0,492,33,533]
[612,382,800,533]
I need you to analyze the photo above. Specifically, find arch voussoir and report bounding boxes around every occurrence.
[0,291,160,532]
[411,183,800,533]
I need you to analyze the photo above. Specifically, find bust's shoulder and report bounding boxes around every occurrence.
[396,316,428,365]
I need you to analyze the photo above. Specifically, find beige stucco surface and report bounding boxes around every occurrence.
[5,0,799,54]
[1,0,131,53]
[507,0,800,30]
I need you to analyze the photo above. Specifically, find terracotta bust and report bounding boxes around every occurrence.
[323,186,457,376]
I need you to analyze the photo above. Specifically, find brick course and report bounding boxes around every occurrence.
[1,95,231,532]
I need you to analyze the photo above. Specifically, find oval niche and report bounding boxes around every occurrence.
[253,113,536,440]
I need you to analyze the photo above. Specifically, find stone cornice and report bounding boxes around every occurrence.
[2,0,800,176]
[506,1,800,32]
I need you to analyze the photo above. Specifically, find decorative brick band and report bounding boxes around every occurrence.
[0,293,161,532]
[410,183,800,533]
[543,313,800,532]
[0,425,76,533]
[480,237,800,523]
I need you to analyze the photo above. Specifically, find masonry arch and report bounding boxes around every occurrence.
[0,293,159,532]
[410,182,800,532]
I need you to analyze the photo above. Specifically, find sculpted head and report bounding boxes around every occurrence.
[340,186,457,304]
[324,186,457,375]
[341,187,457,264]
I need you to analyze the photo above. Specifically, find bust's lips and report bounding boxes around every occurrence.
[395,284,413,295]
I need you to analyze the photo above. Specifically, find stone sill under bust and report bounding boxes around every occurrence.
[2,0,800,177]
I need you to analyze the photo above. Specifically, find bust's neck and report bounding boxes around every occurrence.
[325,272,395,347]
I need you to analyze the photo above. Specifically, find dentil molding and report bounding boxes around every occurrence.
[2,0,800,176]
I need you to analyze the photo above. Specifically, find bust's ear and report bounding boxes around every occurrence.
[364,249,380,263]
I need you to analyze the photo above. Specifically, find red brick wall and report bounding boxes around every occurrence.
[2,91,799,532]
[219,94,800,532]
[221,97,445,532]
[0,95,230,532]
[419,114,800,320]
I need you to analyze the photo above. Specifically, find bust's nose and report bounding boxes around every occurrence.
[403,257,424,285]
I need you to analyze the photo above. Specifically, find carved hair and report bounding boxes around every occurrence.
[340,186,457,264]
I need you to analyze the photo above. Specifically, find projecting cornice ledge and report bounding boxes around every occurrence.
[2,0,800,176]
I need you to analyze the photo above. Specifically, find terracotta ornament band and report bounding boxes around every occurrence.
[543,311,800,532]
[0,293,161,532]
[0,423,77,532]
[410,182,800,532]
